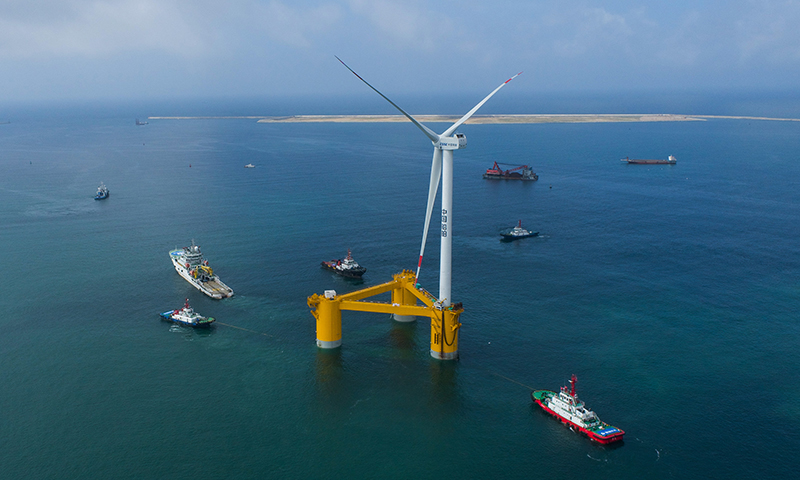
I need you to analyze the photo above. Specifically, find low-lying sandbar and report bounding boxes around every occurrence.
[255,114,701,124]
[146,114,800,123]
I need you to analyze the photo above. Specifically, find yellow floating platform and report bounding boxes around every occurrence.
[308,270,462,360]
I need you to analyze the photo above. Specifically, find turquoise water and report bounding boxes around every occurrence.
[1,101,799,478]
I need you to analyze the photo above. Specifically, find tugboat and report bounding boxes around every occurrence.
[501,220,538,241]
[321,249,367,278]
[160,298,215,327]
[94,182,110,200]
[169,240,234,299]
[532,375,624,444]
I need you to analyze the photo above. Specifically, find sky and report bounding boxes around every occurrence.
[1,0,800,103]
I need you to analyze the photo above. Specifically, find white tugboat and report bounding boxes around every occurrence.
[160,298,215,327]
[501,220,538,241]
[321,249,367,278]
[169,240,234,299]
[532,375,624,444]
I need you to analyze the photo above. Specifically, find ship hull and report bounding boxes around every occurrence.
[621,158,676,164]
[160,311,215,327]
[321,262,366,278]
[483,174,538,181]
[532,391,624,444]
[170,254,234,299]
[501,232,538,241]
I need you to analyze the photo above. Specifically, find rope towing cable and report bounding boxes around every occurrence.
[213,321,275,338]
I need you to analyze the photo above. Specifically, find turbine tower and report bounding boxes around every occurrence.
[337,57,520,307]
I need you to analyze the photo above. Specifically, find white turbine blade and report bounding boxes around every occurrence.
[336,56,440,143]
[415,148,443,282]
[441,72,522,137]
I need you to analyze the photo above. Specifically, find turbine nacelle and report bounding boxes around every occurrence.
[434,133,467,151]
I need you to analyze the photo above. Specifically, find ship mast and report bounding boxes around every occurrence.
[570,374,577,396]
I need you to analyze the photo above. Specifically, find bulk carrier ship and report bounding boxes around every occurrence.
[621,155,676,164]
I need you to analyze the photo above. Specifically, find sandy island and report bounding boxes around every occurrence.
[146,114,800,124]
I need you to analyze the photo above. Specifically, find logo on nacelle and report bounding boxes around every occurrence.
[437,133,467,150]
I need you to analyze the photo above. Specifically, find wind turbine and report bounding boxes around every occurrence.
[337,57,520,307]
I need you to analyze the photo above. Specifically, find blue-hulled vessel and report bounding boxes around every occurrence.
[160,298,215,327]
[95,182,109,200]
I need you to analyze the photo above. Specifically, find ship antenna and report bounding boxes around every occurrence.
[570,374,577,396]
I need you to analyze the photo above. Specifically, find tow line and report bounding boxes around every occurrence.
[214,321,274,338]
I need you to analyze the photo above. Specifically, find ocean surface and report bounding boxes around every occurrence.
[1,96,799,479]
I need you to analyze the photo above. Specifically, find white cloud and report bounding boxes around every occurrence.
[736,0,800,63]
[346,0,460,52]
[253,1,342,48]
[0,0,344,59]
[548,7,635,57]
[0,1,205,58]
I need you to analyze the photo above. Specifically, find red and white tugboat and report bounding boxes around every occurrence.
[321,249,366,278]
[532,375,624,444]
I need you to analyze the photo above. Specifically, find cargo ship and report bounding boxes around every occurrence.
[621,155,676,164]
[532,375,624,444]
[321,249,366,278]
[169,241,234,299]
[160,298,215,327]
[483,162,538,180]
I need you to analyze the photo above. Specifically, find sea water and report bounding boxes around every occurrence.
[1,97,799,479]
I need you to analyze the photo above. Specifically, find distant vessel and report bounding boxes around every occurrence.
[169,241,234,299]
[321,249,366,278]
[532,375,624,444]
[483,162,538,180]
[94,182,110,200]
[160,298,215,327]
[244,164,255,168]
[135,118,148,125]
[501,220,538,241]
[621,155,676,164]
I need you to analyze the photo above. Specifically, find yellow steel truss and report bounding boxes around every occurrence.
[308,270,463,360]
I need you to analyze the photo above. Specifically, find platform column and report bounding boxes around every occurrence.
[430,306,462,360]
[315,293,342,349]
[391,286,417,322]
